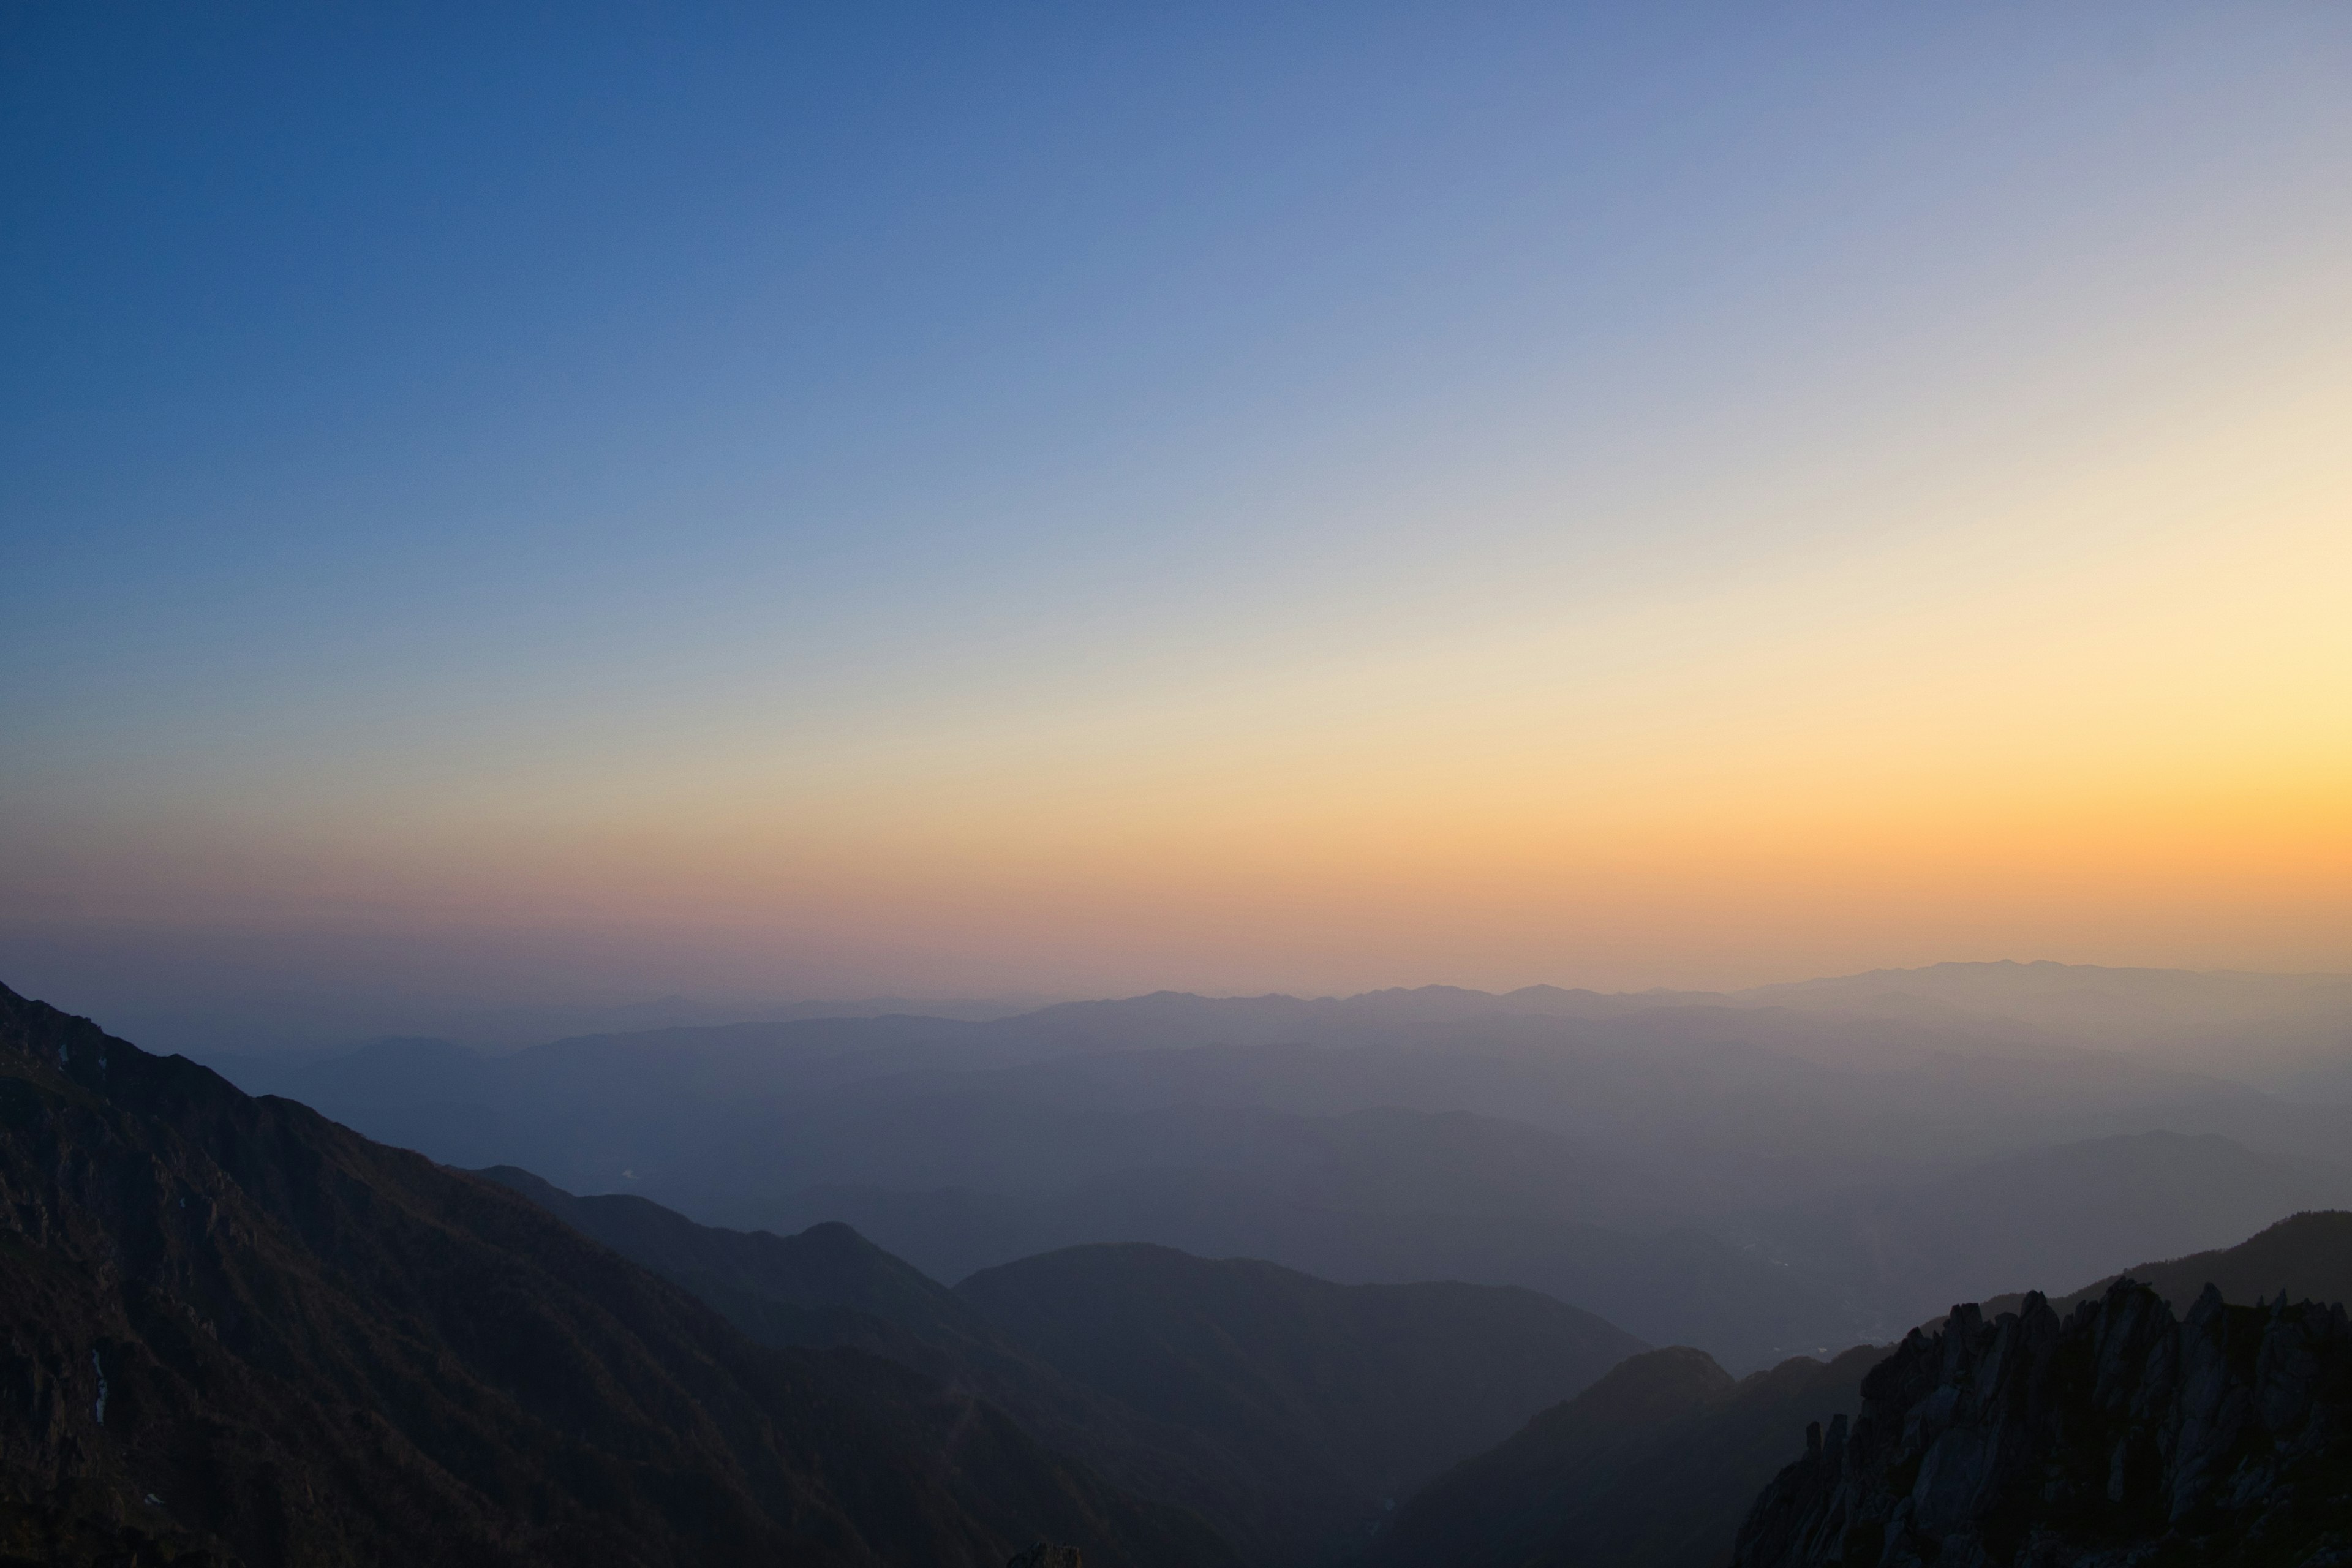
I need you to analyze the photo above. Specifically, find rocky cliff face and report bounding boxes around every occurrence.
[1733,1279,2352,1568]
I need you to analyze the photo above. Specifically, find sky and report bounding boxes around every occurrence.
[4,3,2349,1046]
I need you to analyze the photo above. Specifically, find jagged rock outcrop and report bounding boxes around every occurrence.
[1733,1278,2352,1568]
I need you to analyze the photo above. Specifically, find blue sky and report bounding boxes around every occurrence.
[6,3,2349,1039]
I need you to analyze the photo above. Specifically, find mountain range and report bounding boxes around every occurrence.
[205,965,2352,1371]
[10,971,2352,1566]
[479,1167,1638,1564]
[0,982,1229,1568]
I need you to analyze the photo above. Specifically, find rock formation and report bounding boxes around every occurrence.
[1733,1278,2352,1567]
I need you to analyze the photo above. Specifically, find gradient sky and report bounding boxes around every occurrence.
[4,3,2349,1038]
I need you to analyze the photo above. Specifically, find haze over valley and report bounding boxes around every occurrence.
[198,961,2352,1373]
[6,3,2350,1564]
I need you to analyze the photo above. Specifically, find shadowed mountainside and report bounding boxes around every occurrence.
[478,1165,979,1352]
[476,1168,1303,1563]
[0,982,1235,1568]
[958,1242,1644,1559]
[1356,1344,1881,1568]
[1370,1208,2352,1568]
[481,1169,1642,1566]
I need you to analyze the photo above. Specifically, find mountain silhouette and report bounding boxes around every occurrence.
[959,1242,1642,1561]
[200,965,2352,1370]
[1357,1343,1882,1568]
[0,982,1232,1568]
[482,1169,1642,1565]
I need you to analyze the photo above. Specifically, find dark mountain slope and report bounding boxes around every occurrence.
[478,1166,976,1355]
[959,1242,1644,1559]
[1735,1281,2352,1568]
[1967,1208,2352,1325]
[1359,1343,1880,1568]
[481,1169,1643,1566]
[0,983,1231,1568]
[473,1168,1292,1562]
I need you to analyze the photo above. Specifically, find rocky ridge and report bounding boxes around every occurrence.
[1733,1278,2352,1568]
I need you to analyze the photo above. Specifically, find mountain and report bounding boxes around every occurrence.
[1736,1131,2352,1336]
[196,967,2352,1370]
[1733,1280,2352,1567]
[478,1165,981,1353]
[1743,960,2352,1080]
[1359,1207,2352,1568]
[1964,1208,2352,1325]
[0,982,1233,1568]
[1357,1343,1882,1568]
[474,1167,1298,1564]
[481,1170,1643,1566]
[957,1243,1644,1561]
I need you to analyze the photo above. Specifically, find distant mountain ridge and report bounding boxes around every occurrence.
[202,959,2352,1078]
[198,962,2352,1372]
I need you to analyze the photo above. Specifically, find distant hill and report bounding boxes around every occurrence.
[0,982,1231,1568]
[1357,1344,1880,1568]
[480,1164,981,1352]
[1740,960,2352,1092]
[485,1170,1642,1566]
[959,1243,1643,1561]
[1741,1131,2352,1333]
[199,963,2352,1370]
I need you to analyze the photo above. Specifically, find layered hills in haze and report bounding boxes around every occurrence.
[480,1168,1638,1565]
[9,973,2352,1568]
[211,965,2352,1371]
[0,983,1231,1568]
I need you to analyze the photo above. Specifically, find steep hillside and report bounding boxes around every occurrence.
[959,1242,1643,1559]
[1359,1343,1880,1568]
[1735,1282,2352,1567]
[478,1166,978,1354]
[484,1171,1642,1566]
[476,1169,1296,1562]
[0,983,1231,1568]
